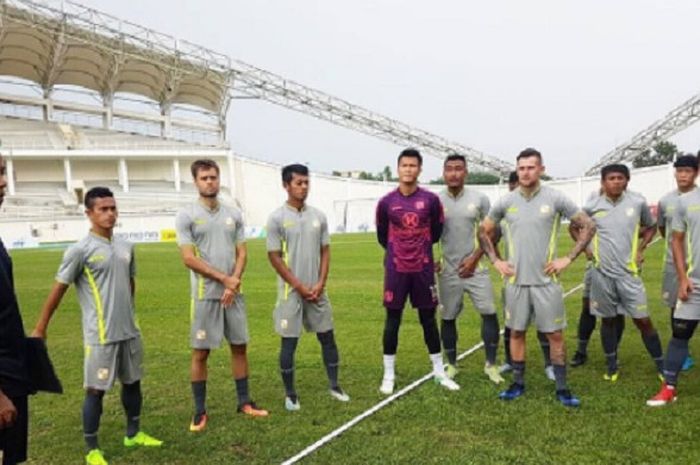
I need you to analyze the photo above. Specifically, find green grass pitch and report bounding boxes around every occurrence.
[10,232,700,464]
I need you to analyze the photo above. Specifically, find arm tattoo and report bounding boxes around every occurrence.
[479,221,499,263]
[565,212,596,261]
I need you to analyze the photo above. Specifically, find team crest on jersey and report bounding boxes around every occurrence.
[401,212,419,228]
[467,203,477,213]
[312,220,321,228]
[225,217,234,226]
[540,205,551,214]
[415,200,425,210]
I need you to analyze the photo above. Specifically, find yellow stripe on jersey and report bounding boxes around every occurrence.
[504,222,516,284]
[193,246,205,300]
[282,239,290,300]
[628,223,641,277]
[547,213,561,282]
[687,224,694,277]
[593,234,600,267]
[84,266,106,345]
[472,223,485,271]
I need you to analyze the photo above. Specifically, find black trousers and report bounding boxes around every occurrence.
[0,395,28,465]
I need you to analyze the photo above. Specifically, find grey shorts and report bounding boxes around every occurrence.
[589,268,648,319]
[504,282,566,333]
[438,270,496,320]
[190,295,249,349]
[84,336,143,390]
[675,278,700,320]
[662,268,679,309]
[274,291,334,338]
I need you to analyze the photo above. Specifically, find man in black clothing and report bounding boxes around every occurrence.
[0,153,30,465]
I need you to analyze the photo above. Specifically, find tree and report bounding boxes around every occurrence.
[429,171,500,185]
[382,166,393,182]
[633,141,678,168]
[466,172,500,185]
[357,171,375,181]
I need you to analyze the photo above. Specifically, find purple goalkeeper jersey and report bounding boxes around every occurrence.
[376,187,444,273]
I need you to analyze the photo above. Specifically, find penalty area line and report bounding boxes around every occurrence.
[280,282,585,465]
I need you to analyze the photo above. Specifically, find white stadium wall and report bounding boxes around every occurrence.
[0,150,679,249]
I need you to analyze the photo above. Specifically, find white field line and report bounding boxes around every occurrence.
[280,283,587,465]
[281,237,664,464]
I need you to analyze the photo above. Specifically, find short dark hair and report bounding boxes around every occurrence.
[516,148,542,163]
[398,148,423,166]
[190,159,220,178]
[443,154,466,167]
[282,164,309,184]
[84,187,114,209]
[508,171,518,184]
[601,163,630,181]
[674,154,699,170]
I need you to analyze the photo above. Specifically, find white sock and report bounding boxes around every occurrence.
[430,353,446,377]
[383,355,396,381]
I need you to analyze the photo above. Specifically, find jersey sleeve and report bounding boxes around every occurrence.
[486,196,505,224]
[672,200,687,233]
[129,243,136,278]
[55,244,84,284]
[479,194,491,220]
[319,211,330,247]
[375,197,389,249]
[235,210,246,244]
[430,194,444,244]
[175,209,194,246]
[640,200,656,228]
[266,212,283,252]
[555,191,581,220]
[657,199,666,229]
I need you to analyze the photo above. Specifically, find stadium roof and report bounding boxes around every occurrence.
[0,0,232,114]
[0,0,514,174]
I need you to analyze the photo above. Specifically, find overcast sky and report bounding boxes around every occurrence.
[84,0,700,180]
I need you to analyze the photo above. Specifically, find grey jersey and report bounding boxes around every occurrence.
[438,188,490,273]
[672,188,700,282]
[584,191,655,278]
[658,189,682,270]
[176,201,245,300]
[56,233,139,345]
[487,185,580,286]
[266,203,330,296]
